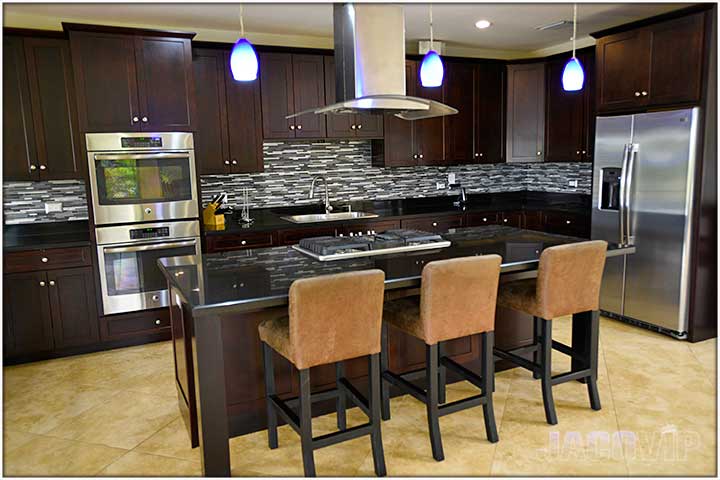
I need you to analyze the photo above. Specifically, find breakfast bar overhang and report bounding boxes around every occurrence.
[158,225,635,476]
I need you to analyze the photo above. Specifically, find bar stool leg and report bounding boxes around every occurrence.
[380,323,391,421]
[299,369,316,477]
[539,319,558,425]
[336,361,347,431]
[438,341,447,404]
[262,342,279,449]
[586,312,602,411]
[369,354,387,476]
[425,344,445,461]
[481,331,499,443]
[532,316,542,379]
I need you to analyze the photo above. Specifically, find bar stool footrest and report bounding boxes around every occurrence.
[440,356,485,390]
[493,347,540,374]
[551,368,592,386]
[382,370,428,404]
[551,340,587,363]
[438,393,487,416]
[312,423,374,449]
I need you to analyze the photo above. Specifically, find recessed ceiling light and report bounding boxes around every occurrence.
[475,20,492,30]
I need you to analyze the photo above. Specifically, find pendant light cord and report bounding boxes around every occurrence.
[572,3,577,59]
[239,4,245,38]
[429,4,434,49]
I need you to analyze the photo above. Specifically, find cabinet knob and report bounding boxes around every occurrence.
[566,220,571,224]
[634,91,641,97]
[296,124,302,130]
[641,91,648,96]
[432,222,438,227]
[419,154,424,159]
[483,217,488,222]
[241,240,247,245]
[224,160,230,165]
[152,295,160,301]
[474,153,479,157]
[503,219,508,223]
[41,257,48,263]
[155,319,161,325]
[49,280,55,286]
[141,116,148,123]
[576,150,581,155]
[30,165,37,171]
[289,125,296,130]
[479,153,483,157]
[39,165,47,170]
[413,154,418,159]
[582,150,587,154]
[357,124,362,129]
[132,116,139,123]
[39,281,46,287]
[536,151,542,156]
[350,124,356,130]
[231,159,238,165]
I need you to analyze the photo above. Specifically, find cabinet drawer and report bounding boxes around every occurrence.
[277,226,339,246]
[401,214,463,234]
[543,211,590,237]
[205,232,274,253]
[344,219,401,236]
[4,246,92,273]
[465,212,501,227]
[102,308,170,340]
[501,211,524,228]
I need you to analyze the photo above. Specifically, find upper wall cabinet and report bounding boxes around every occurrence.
[506,62,545,163]
[3,35,83,181]
[324,56,383,138]
[595,11,706,113]
[192,48,262,175]
[545,50,595,163]
[67,25,196,132]
[260,52,326,139]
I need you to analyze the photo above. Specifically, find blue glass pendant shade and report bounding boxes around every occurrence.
[562,56,584,91]
[230,38,259,81]
[420,50,444,87]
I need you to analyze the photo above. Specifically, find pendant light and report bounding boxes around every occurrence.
[230,5,259,82]
[561,4,584,91]
[420,4,444,88]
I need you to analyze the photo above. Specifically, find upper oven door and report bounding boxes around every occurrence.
[88,150,199,225]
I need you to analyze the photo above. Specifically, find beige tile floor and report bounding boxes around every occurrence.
[3,315,717,476]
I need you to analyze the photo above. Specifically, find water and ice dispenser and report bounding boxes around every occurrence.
[599,168,621,210]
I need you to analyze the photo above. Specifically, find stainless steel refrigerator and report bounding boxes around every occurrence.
[591,108,701,338]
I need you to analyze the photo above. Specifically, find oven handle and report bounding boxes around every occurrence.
[94,152,190,161]
[103,239,197,254]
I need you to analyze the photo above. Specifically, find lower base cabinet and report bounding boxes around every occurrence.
[100,308,171,342]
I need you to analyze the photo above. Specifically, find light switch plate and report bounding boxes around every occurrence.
[45,202,62,213]
[568,180,579,188]
[436,182,446,190]
[448,173,456,184]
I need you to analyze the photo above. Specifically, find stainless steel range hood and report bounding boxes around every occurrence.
[286,3,458,121]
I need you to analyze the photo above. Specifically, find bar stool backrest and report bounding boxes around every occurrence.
[289,269,386,369]
[420,255,502,344]
[536,240,608,319]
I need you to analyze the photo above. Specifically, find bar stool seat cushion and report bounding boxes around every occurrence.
[258,315,294,363]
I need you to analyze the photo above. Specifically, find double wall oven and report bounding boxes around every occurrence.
[86,132,201,315]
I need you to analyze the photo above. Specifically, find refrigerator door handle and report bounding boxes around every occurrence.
[618,143,631,245]
[626,143,639,245]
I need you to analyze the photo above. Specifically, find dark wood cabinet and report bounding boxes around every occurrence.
[205,232,275,253]
[372,61,417,167]
[3,35,82,181]
[545,50,594,163]
[414,65,446,165]
[324,56,384,139]
[543,211,590,238]
[595,11,706,112]
[506,62,545,163]
[193,48,263,174]
[343,219,401,236]
[401,214,463,234]
[475,63,505,163]
[47,267,99,348]
[260,52,325,139]
[67,25,196,132]
[277,226,340,246]
[4,271,55,356]
[465,212,502,227]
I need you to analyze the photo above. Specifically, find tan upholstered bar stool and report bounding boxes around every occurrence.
[494,240,608,425]
[381,255,502,462]
[258,270,387,477]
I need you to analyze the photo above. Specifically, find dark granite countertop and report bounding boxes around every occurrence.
[204,191,591,236]
[160,225,632,314]
[3,220,92,252]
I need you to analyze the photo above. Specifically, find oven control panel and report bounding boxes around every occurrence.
[130,226,170,240]
[121,136,163,148]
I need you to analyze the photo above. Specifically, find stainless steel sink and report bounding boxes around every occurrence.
[281,211,379,224]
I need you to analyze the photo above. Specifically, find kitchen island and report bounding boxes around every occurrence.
[159,225,634,476]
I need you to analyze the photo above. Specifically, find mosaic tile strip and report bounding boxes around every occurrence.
[3,180,89,224]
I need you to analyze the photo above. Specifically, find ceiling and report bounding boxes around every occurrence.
[4,2,687,59]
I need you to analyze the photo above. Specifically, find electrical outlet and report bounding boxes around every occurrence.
[448,173,456,184]
[436,182,446,190]
[568,180,579,188]
[44,202,62,213]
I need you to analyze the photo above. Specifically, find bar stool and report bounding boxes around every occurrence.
[258,270,387,477]
[381,255,502,462]
[494,240,608,425]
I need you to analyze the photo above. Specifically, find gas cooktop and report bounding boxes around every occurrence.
[292,229,452,261]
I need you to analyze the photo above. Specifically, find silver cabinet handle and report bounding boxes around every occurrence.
[503,218,508,223]
[634,91,641,97]
[231,160,238,165]
[49,280,55,286]
[419,154,424,159]
[241,240,247,245]
[350,124,356,130]
[289,125,296,130]
[224,160,230,165]
[474,153,479,157]
[413,154,418,159]
[582,150,586,154]
[39,281,46,287]
[39,165,47,170]
[141,116,148,123]
[104,239,196,254]
[566,220,571,224]
[483,217,488,222]
[152,295,160,301]
[155,319,161,325]
[576,150,581,155]
[479,153,483,157]
[41,257,48,263]
[536,151,542,156]
[30,165,37,171]
[296,125,302,130]
[132,116,139,123]
[641,91,648,96]
[357,124,362,129]
[432,222,438,227]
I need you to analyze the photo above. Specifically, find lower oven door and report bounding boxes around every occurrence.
[98,237,201,315]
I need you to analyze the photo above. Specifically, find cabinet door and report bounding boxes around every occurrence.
[373,61,416,167]
[47,267,100,348]
[4,272,54,356]
[596,30,651,112]
[401,214,463,234]
[444,61,475,164]
[135,36,195,131]
[291,54,326,138]
[260,53,294,139]
[354,113,383,138]
[3,36,38,180]
[581,51,596,162]
[324,56,355,138]
[545,55,585,163]
[226,62,264,173]
[192,48,230,174]
[475,63,504,163]
[24,38,83,180]
[647,12,705,107]
[69,31,141,132]
[414,64,445,165]
[506,63,545,163]
[501,211,524,228]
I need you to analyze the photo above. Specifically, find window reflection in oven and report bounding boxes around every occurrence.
[95,156,192,205]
